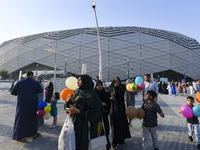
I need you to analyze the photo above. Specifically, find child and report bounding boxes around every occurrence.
[189,83,194,94]
[167,84,172,96]
[49,92,60,128]
[141,90,165,150]
[178,96,200,149]
[171,82,177,96]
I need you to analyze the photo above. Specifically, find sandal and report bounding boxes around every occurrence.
[18,138,26,142]
[33,133,41,139]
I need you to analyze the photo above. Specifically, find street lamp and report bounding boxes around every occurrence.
[92,1,102,80]
[64,59,67,78]
[49,44,56,78]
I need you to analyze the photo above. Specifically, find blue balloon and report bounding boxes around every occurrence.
[38,101,47,110]
[182,79,186,82]
[135,76,143,85]
[192,106,200,117]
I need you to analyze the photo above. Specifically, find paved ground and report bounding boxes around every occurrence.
[0,87,199,150]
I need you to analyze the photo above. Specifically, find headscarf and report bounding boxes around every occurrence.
[37,76,44,90]
[94,80,109,102]
[72,75,104,116]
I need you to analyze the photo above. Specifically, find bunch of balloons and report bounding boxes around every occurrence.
[126,76,145,92]
[60,77,77,101]
[126,106,145,130]
[180,104,200,118]
[182,79,186,82]
[37,101,51,120]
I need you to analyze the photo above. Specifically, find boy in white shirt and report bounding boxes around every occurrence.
[189,83,194,94]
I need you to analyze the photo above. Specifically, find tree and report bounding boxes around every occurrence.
[0,69,9,79]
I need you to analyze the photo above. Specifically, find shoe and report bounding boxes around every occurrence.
[197,144,200,149]
[188,135,193,141]
[154,148,159,150]
[18,138,26,142]
[33,133,41,139]
[49,124,56,128]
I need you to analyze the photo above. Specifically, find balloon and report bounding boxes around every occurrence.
[126,84,133,92]
[66,77,78,90]
[137,83,145,91]
[135,76,143,85]
[136,108,145,119]
[38,101,47,110]
[196,93,200,103]
[131,118,142,130]
[37,110,45,118]
[126,106,137,119]
[192,106,200,117]
[43,112,51,120]
[182,79,186,82]
[60,88,74,101]
[130,83,137,91]
[180,105,193,118]
[44,106,51,113]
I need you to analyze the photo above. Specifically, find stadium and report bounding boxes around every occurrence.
[0,26,200,81]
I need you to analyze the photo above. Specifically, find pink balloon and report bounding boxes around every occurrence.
[37,110,45,118]
[138,83,145,90]
[126,84,133,92]
[180,105,193,118]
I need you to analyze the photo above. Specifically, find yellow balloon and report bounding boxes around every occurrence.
[44,106,51,113]
[66,77,78,90]
[43,112,51,120]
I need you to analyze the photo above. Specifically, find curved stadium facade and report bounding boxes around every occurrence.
[0,26,200,81]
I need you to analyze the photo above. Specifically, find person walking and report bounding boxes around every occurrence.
[124,79,135,123]
[66,75,104,150]
[49,92,60,128]
[143,74,158,102]
[142,90,165,150]
[108,77,131,148]
[35,76,44,126]
[94,80,111,150]
[45,82,53,103]
[11,71,43,142]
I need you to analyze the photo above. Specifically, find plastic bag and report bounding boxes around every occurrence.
[58,115,76,150]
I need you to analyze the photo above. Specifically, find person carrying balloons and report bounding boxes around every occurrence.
[49,92,60,128]
[178,96,200,149]
[141,90,165,150]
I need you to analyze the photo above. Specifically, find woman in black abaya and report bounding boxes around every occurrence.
[94,80,111,150]
[108,77,131,148]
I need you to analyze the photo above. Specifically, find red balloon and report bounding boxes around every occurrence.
[37,110,45,118]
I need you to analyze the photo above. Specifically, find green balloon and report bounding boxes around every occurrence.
[130,83,137,91]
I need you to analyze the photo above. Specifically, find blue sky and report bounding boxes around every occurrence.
[0,0,199,44]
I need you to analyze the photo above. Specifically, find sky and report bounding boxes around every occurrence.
[0,0,200,44]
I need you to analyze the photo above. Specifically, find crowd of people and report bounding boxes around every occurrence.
[157,79,200,96]
[10,72,200,150]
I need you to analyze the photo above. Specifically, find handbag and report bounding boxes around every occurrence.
[88,115,107,150]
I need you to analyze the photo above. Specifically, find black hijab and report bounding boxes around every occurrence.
[94,80,110,103]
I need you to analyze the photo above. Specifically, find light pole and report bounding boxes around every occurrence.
[126,58,129,79]
[49,44,56,78]
[36,64,38,76]
[64,59,67,78]
[92,1,102,80]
